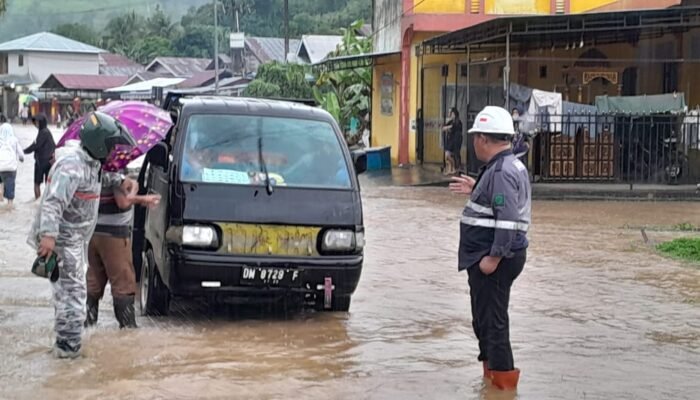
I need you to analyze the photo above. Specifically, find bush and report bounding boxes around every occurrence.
[657,237,700,263]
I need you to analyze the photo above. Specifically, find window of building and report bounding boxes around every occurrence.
[539,65,548,78]
[18,55,24,67]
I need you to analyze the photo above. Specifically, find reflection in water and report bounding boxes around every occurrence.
[0,137,699,400]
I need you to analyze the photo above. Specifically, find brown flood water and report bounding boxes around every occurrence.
[1,125,699,400]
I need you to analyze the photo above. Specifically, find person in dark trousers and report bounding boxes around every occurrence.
[441,108,464,174]
[449,106,531,391]
[24,114,56,200]
[85,170,160,329]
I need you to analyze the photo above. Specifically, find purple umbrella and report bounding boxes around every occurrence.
[57,101,173,171]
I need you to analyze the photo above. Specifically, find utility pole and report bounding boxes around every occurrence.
[214,0,220,94]
[284,0,289,62]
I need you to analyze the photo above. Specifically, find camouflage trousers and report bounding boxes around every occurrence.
[51,243,88,352]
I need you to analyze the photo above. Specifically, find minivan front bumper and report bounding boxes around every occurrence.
[169,251,363,299]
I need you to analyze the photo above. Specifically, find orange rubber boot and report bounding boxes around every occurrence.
[482,361,492,380]
[491,369,520,390]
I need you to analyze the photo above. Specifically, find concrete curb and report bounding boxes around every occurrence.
[406,180,700,201]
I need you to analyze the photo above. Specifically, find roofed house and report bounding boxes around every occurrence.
[145,57,211,78]
[0,32,104,85]
[295,35,343,64]
[40,74,129,94]
[206,53,233,70]
[245,36,301,72]
[206,37,301,74]
[177,69,234,89]
[99,53,143,77]
[124,71,174,86]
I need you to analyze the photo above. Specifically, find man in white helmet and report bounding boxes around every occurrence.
[449,106,531,391]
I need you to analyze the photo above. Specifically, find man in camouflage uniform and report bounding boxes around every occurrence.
[28,112,135,358]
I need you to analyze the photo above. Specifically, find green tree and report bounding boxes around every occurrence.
[173,24,228,58]
[243,62,313,99]
[52,23,100,47]
[131,36,175,64]
[0,0,6,17]
[146,4,176,39]
[314,20,372,132]
[103,11,144,55]
[244,80,282,98]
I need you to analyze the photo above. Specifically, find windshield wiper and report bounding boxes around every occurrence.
[257,119,273,195]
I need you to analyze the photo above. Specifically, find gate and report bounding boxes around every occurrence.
[537,113,700,184]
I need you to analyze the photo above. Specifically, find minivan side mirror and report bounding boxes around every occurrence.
[149,142,169,170]
[351,150,367,175]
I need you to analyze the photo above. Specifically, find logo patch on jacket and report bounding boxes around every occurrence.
[494,193,505,207]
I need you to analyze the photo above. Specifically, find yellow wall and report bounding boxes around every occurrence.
[415,0,465,14]
[371,57,401,165]
[485,0,550,14]
[570,0,618,13]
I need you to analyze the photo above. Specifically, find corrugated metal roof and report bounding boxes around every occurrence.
[145,57,211,77]
[40,74,128,91]
[0,74,34,86]
[247,37,301,64]
[106,77,186,93]
[177,70,233,88]
[297,35,343,64]
[124,71,173,86]
[0,32,104,54]
[99,53,144,77]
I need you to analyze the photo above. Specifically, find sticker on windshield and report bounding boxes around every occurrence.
[202,168,250,184]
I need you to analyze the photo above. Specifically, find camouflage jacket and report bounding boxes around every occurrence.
[27,141,121,248]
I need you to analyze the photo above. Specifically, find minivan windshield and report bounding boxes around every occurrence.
[180,114,352,189]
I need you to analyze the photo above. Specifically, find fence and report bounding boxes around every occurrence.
[532,113,700,184]
[418,110,700,184]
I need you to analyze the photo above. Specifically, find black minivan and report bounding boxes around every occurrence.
[133,96,366,314]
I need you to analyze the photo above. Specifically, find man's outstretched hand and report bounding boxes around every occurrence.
[449,175,476,195]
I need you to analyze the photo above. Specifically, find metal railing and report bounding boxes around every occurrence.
[532,113,700,184]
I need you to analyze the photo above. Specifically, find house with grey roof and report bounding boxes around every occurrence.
[295,35,343,64]
[145,57,211,78]
[99,53,144,77]
[205,37,301,74]
[0,32,104,86]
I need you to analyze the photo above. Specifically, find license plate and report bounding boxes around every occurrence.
[240,267,301,286]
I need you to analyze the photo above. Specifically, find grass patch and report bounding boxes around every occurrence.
[657,237,700,263]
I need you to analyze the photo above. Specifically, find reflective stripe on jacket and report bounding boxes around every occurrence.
[458,149,531,270]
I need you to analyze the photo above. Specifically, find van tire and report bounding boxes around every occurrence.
[139,249,170,316]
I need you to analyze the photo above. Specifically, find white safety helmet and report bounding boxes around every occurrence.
[468,106,516,136]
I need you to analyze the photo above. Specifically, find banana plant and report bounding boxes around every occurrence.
[315,19,372,136]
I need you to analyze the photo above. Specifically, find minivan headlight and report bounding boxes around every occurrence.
[323,230,358,251]
[182,226,218,247]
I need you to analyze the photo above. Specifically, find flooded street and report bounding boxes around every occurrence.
[1,124,699,399]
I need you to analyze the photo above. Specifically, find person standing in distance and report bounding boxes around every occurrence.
[449,106,531,391]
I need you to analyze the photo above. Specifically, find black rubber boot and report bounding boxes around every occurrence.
[113,295,138,329]
[85,296,100,327]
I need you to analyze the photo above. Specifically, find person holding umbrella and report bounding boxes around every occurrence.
[27,111,137,359]
[56,101,172,329]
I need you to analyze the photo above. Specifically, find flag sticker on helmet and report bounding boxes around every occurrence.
[480,117,488,122]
